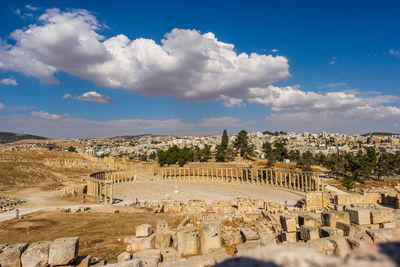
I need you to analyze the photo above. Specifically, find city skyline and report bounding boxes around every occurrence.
[1,1,400,138]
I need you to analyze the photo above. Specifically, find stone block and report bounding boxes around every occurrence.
[203,247,229,263]
[258,232,276,246]
[21,241,51,267]
[280,215,296,232]
[321,212,350,227]
[366,228,400,243]
[281,232,297,243]
[240,227,259,242]
[320,227,344,237]
[105,259,142,267]
[136,224,154,237]
[370,209,393,224]
[299,225,319,241]
[48,237,79,266]
[155,232,172,249]
[347,208,371,225]
[75,255,92,267]
[298,214,318,227]
[0,242,28,267]
[367,224,380,230]
[327,236,350,257]
[160,248,180,262]
[200,221,221,254]
[380,222,396,228]
[132,249,161,265]
[235,241,260,255]
[177,225,199,256]
[126,234,156,252]
[336,222,366,238]
[307,238,335,256]
[117,252,132,262]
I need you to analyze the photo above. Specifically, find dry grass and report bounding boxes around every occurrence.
[0,210,186,263]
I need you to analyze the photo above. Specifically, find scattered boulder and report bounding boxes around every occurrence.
[117,252,132,262]
[136,224,154,237]
[0,242,28,267]
[21,241,51,267]
[48,237,79,266]
[366,228,400,243]
[239,227,259,242]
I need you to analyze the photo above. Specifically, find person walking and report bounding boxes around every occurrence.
[15,209,19,219]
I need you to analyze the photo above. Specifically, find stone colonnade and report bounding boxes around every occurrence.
[43,158,91,168]
[159,167,321,192]
[86,168,138,204]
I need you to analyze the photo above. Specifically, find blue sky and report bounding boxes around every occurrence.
[0,0,400,138]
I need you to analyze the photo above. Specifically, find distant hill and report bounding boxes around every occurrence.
[361,132,400,137]
[0,132,47,144]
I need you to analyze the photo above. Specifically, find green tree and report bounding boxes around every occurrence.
[67,146,76,153]
[234,130,254,159]
[216,129,230,162]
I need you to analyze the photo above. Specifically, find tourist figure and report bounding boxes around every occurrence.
[284,201,288,210]
[15,209,19,219]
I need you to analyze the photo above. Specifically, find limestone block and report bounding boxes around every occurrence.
[177,225,199,256]
[160,248,180,262]
[336,222,366,238]
[258,232,276,246]
[158,259,188,267]
[298,214,318,228]
[240,227,259,242]
[280,215,296,233]
[321,212,350,227]
[117,252,132,262]
[366,228,400,243]
[203,247,229,263]
[75,256,92,267]
[370,209,393,224]
[327,236,350,257]
[300,225,319,241]
[48,237,79,266]
[281,232,297,243]
[155,232,172,249]
[105,259,142,267]
[200,222,221,254]
[347,208,371,225]
[235,241,260,255]
[307,238,336,256]
[127,234,156,252]
[186,255,215,267]
[320,227,344,238]
[21,241,51,267]
[0,242,28,267]
[156,221,169,234]
[380,222,396,228]
[136,224,154,237]
[132,249,161,267]
[367,224,380,230]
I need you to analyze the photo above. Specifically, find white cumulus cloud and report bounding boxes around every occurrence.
[62,93,72,99]
[0,8,289,103]
[75,91,114,104]
[0,103,5,110]
[31,111,68,120]
[0,77,18,86]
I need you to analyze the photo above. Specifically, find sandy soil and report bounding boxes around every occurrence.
[113,179,303,205]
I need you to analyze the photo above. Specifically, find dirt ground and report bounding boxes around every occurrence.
[0,210,186,263]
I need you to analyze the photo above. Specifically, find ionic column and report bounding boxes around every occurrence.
[110,184,113,204]
[305,173,309,192]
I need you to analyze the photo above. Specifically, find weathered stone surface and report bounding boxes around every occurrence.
[105,259,142,267]
[0,244,7,253]
[336,222,366,238]
[298,214,319,228]
[200,221,221,254]
[281,232,297,243]
[366,228,400,243]
[347,208,371,225]
[280,215,296,232]
[48,237,79,266]
[160,248,180,262]
[158,259,188,267]
[177,225,199,256]
[132,249,161,267]
[75,255,92,267]
[327,236,350,257]
[186,255,215,267]
[320,227,344,238]
[240,227,259,242]
[300,225,319,241]
[258,232,276,246]
[127,234,156,252]
[118,252,132,262]
[204,248,229,263]
[370,209,393,224]
[380,222,396,229]
[136,224,154,237]
[235,241,259,255]
[155,232,171,249]
[307,238,336,256]
[21,241,51,267]
[321,212,350,227]
[0,242,28,267]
